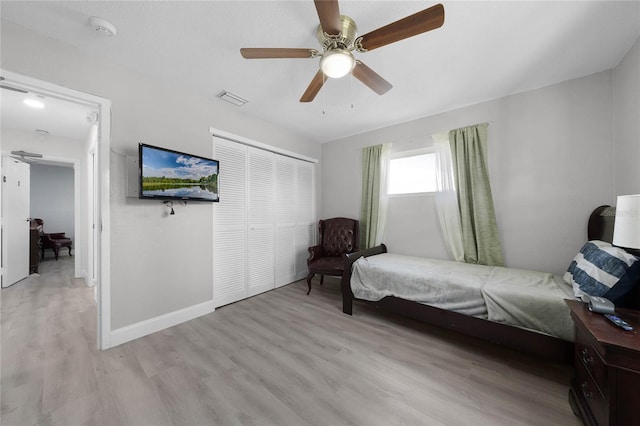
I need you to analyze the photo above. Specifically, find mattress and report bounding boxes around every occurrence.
[350,253,576,341]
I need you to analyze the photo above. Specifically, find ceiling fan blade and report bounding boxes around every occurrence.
[300,71,326,103]
[356,3,444,52]
[240,48,317,59]
[352,61,392,95]
[314,0,341,35]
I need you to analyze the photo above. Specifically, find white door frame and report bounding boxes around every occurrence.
[88,146,98,288]
[1,70,112,350]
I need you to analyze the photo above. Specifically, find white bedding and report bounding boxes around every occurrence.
[350,253,576,341]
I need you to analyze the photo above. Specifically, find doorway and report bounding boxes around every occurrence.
[0,70,111,349]
[30,161,78,266]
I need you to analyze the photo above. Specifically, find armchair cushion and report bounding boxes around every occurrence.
[321,218,358,257]
[308,257,346,276]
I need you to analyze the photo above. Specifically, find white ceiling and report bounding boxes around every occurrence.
[1,1,639,144]
[0,85,96,142]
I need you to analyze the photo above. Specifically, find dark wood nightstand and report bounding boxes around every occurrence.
[566,300,640,426]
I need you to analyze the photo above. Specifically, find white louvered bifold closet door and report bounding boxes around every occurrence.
[274,156,296,287]
[213,138,247,307]
[213,135,315,307]
[295,160,315,280]
[247,147,275,297]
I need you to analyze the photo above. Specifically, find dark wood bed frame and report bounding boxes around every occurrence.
[340,205,639,364]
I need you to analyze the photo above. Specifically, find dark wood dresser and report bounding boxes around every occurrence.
[566,300,640,426]
[29,219,42,273]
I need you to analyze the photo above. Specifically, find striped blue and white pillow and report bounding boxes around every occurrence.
[564,240,638,299]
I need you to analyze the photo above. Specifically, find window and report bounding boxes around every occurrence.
[388,149,437,195]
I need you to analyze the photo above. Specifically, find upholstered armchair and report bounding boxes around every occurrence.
[306,217,359,294]
[40,233,73,260]
[35,218,73,261]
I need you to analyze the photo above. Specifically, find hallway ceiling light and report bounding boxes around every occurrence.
[24,97,45,109]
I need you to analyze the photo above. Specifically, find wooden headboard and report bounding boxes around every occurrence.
[588,205,616,242]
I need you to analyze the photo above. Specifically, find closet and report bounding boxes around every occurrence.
[212,136,315,308]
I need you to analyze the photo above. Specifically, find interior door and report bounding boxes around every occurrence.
[2,156,31,287]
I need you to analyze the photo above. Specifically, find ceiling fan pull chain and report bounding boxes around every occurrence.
[322,72,327,116]
[349,71,354,109]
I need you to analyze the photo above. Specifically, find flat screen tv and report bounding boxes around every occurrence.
[139,143,219,202]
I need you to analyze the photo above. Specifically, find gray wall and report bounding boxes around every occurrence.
[1,21,321,331]
[30,164,75,242]
[613,37,640,196]
[322,70,619,275]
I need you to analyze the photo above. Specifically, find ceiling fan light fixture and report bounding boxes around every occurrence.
[320,49,355,79]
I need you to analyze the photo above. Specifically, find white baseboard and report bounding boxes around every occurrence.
[81,270,96,287]
[110,300,215,348]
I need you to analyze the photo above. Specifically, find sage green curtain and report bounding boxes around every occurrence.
[360,144,388,249]
[449,123,504,266]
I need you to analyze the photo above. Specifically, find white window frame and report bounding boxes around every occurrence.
[387,147,437,197]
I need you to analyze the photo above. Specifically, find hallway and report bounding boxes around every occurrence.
[1,256,96,424]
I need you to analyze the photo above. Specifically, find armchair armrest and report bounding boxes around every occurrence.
[307,245,323,264]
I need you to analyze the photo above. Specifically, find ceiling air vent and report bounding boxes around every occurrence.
[217,90,247,107]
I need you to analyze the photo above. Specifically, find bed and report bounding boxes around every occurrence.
[340,206,640,363]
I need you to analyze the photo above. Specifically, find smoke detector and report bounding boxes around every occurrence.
[89,16,117,37]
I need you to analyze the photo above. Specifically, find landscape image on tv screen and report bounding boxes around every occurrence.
[140,144,219,202]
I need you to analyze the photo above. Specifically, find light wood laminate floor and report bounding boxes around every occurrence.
[1,256,581,426]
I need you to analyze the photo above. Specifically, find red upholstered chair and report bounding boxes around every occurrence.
[306,217,359,294]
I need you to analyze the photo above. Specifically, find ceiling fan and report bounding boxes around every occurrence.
[240,0,445,102]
